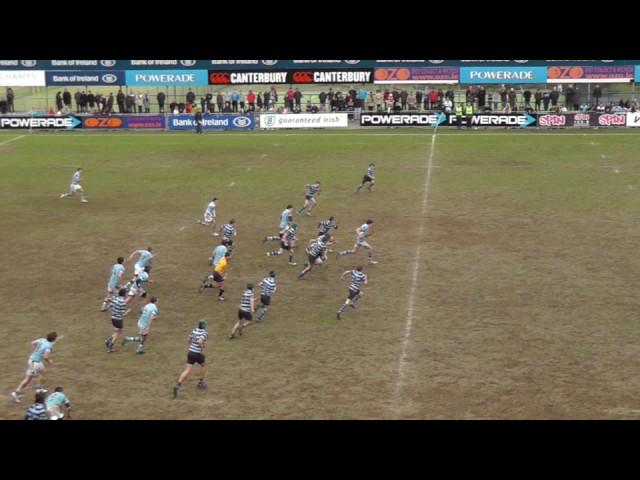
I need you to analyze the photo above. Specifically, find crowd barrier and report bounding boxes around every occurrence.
[0,111,639,130]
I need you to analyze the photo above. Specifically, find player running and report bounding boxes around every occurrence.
[256,271,277,323]
[59,167,88,203]
[196,197,219,236]
[336,266,368,320]
[355,163,376,193]
[11,332,58,403]
[336,220,377,264]
[122,296,158,354]
[262,205,294,243]
[173,320,209,398]
[101,256,125,311]
[125,266,152,304]
[229,284,255,339]
[219,218,237,243]
[199,251,230,301]
[298,181,321,216]
[317,216,338,237]
[209,239,228,267]
[46,387,72,420]
[266,223,298,266]
[105,288,130,352]
[127,247,153,275]
[297,234,330,280]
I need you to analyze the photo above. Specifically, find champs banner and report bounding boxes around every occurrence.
[373,67,459,84]
[547,65,634,83]
[168,114,255,130]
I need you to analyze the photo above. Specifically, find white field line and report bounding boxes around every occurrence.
[393,130,437,407]
[0,134,26,146]
[7,132,640,137]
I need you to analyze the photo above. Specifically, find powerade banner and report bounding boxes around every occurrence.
[208,70,373,84]
[82,115,165,129]
[46,71,125,86]
[360,113,443,126]
[168,114,255,130]
[460,67,547,84]
[260,113,349,129]
[547,66,634,83]
[125,70,208,86]
[373,67,459,84]
[0,115,81,129]
[447,113,537,127]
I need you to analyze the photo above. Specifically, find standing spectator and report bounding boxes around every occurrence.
[74,90,82,112]
[385,91,394,113]
[593,84,602,106]
[231,91,240,112]
[366,91,374,111]
[269,86,278,107]
[442,89,450,108]
[87,91,95,111]
[400,89,408,110]
[24,390,47,420]
[327,88,334,108]
[500,85,508,110]
[135,92,143,113]
[523,89,532,109]
[357,87,368,110]
[286,87,295,111]
[487,91,494,111]
[550,86,560,110]
[200,95,206,113]
[80,90,88,113]
[565,84,575,110]
[374,90,383,111]
[6,87,15,113]
[477,86,486,110]
[319,91,327,111]
[194,109,203,134]
[55,91,63,112]
[543,90,551,111]
[465,86,472,104]
[508,88,517,110]
[407,90,417,111]
[117,88,125,113]
[217,92,224,113]
[428,89,439,110]
[256,93,263,112]
[143,93,150,113]
[465,102,474,128]
[392,89,400,108]
[186,89,196,105]
[262,91,269,111]
[107,93,114,114]
[205,91,213,112]
[294,88,302,109]
[238,91,245,112]
[534,89,542,111]
[247,89,256,112]
[455,102,464,129]
[63,89,72,109]
[415,89,423,111]
[157,91,166,113]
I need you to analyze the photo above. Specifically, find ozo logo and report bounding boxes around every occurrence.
[233,116,251,128]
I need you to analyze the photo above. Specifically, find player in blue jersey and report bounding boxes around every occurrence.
[125,266,152,305]
[196,197,219,236]
[127,247,153,275]
[122,296,158,354]
[46,387,72,420]
[59,167,88,202]
[262,205,294,243]
[11,332,58,403]
[101,256,125,311]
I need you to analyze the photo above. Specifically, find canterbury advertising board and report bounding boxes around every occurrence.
[260,113,348,129]
[0,115,81,129]
[208,70,373,85]
[0,70,46,86]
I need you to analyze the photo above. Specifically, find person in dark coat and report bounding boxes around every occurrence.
[107,93,114,114]
[534,89,542,111]
[593,84,602,106]
[550,87,560,109]
[195,110,203,134]
[205,91,213,112]
[186,89,196,105]
[74,91,82,112]
[63,89,72,108]
[565,85,575,110]
[157,91,166,113]
[87,91,95,111]
[56,91,63,111]
[294,88,302,109]
[117,89,125,113]
[6,87,15,113]
[523,89,532,109]
[217,92,224,113]
[415,89,423,111]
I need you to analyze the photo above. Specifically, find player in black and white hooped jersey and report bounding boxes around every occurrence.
[336,266,368,320]
[262,205,294,244]
[266,223,299,266]
[229,284,255,339]
[355,163,376,193]
[255,271,277,323]
[298,181,321,216]
[336,220,377,264]
[317,216,338,237]
[219,218,237,243]
[297,233,330,280]
[173,320,209,398]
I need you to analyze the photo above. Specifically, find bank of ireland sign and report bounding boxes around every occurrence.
[460,66,547,84]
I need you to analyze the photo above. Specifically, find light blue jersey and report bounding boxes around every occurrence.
[108,264,125,288]
[280,209,292,230]
[136,271,150,287]
[138,303,158,327]
[71,171,81,185]
[46,391,70,408]
[135,250,153,269]
[30,338,53,363]
[212,245,227,266]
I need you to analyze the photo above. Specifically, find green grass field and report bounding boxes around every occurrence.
[1,128,640,419]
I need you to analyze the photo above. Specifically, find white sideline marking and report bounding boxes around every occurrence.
[393,130,437,406]
[0,134,25,146]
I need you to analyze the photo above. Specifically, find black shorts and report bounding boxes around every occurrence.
[362,175,373,184]
[348,288,360,300]
[213,271,224,283]
[238,310,253,321]
[305,195,313,201]
[187,351,205,365]
[260,295,271,306]
[111,318,123,329]
[308,253,320,265]
[280,241,291,250]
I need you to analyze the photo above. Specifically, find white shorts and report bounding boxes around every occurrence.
[204,213,216,224]
[134,264,144,275]
[47,405,63,420]
[356,238,371,249]
[138,322,150,336]
[26,360,45,377]
[70,184,82,193]
[107,282,118,294]
[128,284,145,298]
